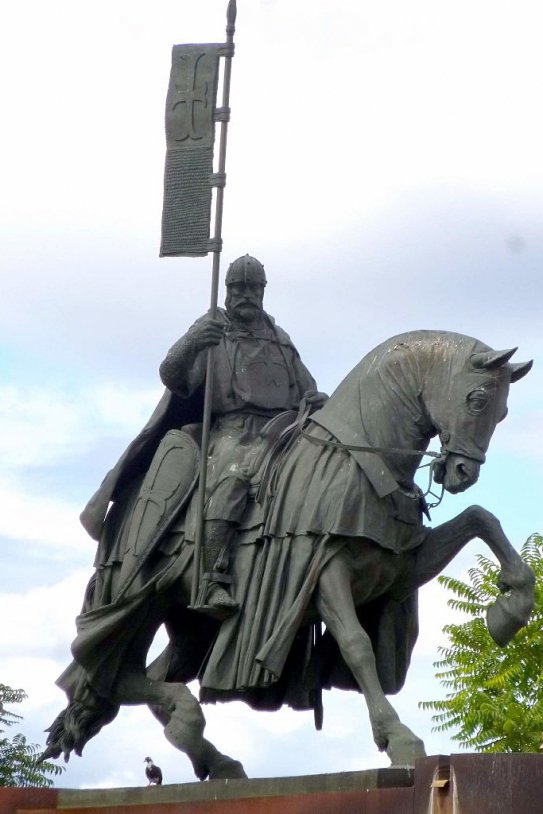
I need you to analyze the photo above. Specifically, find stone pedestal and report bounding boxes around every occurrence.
[3,754,543,814]
[0,768,414,814]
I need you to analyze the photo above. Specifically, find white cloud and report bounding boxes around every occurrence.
[2,657,70,712]
[0,383,160,472]
[0,386,85,468]
[416,581,462,657]
[91,384,162,436]
[0,570,88,657]
[0,484,88,548]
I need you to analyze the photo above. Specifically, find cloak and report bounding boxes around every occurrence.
[80,387,201,541]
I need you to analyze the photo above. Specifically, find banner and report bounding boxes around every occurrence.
[160,43,228,257]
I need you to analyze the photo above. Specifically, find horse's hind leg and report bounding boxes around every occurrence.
[114,662,247,781]
[315,554,426,766]
[149,698,247,781]
[144,593,248,780]
[409,506,535,645]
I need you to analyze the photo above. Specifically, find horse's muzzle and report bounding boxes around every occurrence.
[435,453,481,493]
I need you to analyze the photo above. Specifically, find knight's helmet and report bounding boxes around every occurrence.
[225,254,267,287]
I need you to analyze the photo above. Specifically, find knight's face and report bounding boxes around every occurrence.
[225,281,265,324]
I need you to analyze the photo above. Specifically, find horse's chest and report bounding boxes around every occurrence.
[347,539,412,603]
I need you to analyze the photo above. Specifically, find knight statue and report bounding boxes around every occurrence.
[80,254,327,618]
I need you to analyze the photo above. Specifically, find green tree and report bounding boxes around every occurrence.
[0,684,64,787]
[420,533,543,752]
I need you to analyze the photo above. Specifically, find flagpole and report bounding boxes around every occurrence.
[191,0,237,607]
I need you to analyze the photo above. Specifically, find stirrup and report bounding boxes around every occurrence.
[191,572,239,620]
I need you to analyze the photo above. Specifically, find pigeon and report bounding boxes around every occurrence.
[144,756,163,785]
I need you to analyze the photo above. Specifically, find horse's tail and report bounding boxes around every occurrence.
[39,696,119,763]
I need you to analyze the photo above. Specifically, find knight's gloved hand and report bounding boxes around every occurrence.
[303,390,329,411]
[188,315,225,351]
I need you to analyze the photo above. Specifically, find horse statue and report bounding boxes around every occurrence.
[42,331,534,780]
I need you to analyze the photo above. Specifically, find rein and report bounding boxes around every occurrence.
[299,429,442,460]
[299,427,446,509]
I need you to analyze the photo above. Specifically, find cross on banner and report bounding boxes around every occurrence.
[171,51,211,142]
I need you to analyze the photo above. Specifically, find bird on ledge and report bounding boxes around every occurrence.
[144,756,163,785]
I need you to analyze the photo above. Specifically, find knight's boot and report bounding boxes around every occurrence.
[194,520,239,620]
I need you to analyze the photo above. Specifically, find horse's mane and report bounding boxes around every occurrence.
[350,330,493,410]
[360,330,492,373]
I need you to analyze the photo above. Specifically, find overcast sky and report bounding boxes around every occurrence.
[1,0,542,790]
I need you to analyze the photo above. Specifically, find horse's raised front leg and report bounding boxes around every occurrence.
[315,553,426,766]
[114,670,247,781]
[411,505,535,646]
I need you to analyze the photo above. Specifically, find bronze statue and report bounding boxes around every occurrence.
[43,329,534,780]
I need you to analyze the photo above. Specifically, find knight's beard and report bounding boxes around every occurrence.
[227,301,263,326]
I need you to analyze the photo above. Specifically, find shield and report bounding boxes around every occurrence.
[115,429,200,600]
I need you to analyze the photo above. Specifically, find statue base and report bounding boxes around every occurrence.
[3,754,543,814]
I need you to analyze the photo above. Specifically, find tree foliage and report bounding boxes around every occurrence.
[0,684,64,787]
[420,533,543,752]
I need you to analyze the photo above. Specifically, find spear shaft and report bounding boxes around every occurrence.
[191,0,237,607]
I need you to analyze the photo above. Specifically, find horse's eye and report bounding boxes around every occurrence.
[467,389,488,414]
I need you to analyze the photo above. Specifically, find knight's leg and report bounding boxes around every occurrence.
[410,506,534,645]
[193,519,239,618]
[315,553,426,766]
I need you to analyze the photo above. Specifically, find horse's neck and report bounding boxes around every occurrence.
[359,357,433,485]
[362,407,429,485]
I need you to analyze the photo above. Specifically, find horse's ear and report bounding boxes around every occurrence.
[509,360,533,382]
[471,348,517,370]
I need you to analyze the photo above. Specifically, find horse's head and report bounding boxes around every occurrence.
[426,343,532,494]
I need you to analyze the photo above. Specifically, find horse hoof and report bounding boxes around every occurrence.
[487,589,534,647]
[385,723,426,767]
[207,758,248,780]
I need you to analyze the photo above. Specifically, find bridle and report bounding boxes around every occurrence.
[285,398,485,512]
[299,427,447,509]
[299,424,487,511]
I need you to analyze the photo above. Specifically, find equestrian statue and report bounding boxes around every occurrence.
[41,256,534,780]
